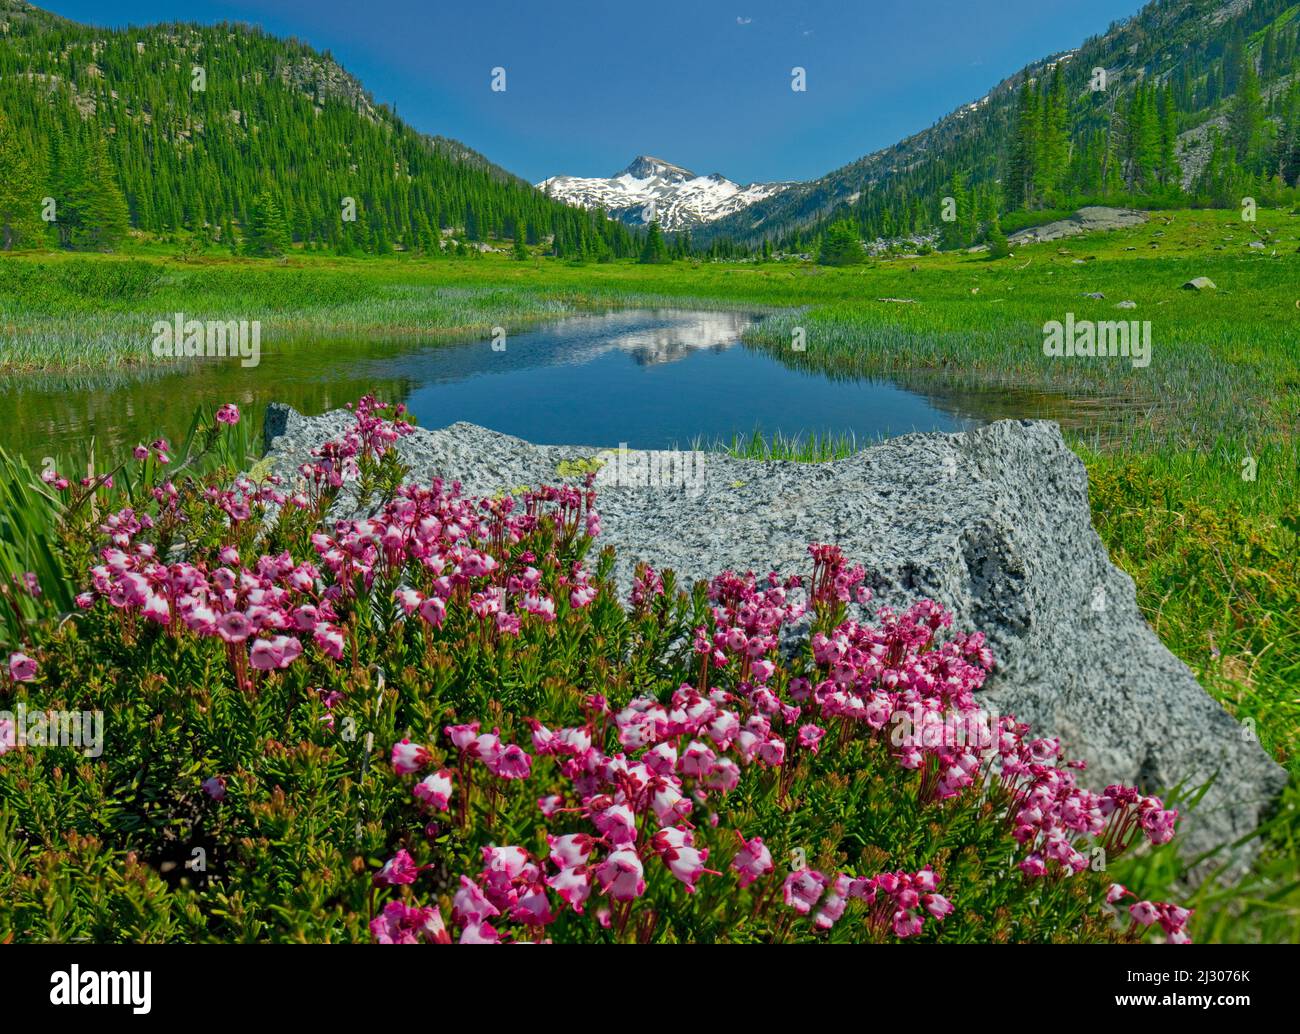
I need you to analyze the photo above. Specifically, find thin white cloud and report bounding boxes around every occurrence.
[736,16,752,25]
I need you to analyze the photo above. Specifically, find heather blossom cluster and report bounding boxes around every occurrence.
[6,395,1194,944]
[71,397,602,689]
[367,545,1189,944]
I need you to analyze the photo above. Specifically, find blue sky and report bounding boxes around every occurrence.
[44,0,1145,184]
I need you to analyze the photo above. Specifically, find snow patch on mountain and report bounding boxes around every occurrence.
[538,155,790,231]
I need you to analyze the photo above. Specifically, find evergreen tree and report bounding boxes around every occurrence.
[1229,61,1265,172]
[64,136,131,250]
[0,110,44,250]
[1158,87,1182,189]
[638,221,670,264]
[1035,65,1070,204]
[941,173,971,250]
[1006,79,1040,210]
[985,219,1010,259]
[817,221,865,265]
[243,190,292,257]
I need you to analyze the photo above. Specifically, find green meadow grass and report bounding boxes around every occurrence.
[1,205,1298,940]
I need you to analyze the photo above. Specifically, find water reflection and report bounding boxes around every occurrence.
[0,308,1123,465]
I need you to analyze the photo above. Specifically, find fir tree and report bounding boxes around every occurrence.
[638,221,670,264]
[1007,79,1040,210]
[64,136,131,250]
[817,221,865,265]
[243,191,292,257]
[1230,61,1266,172]
[0,110,44,250]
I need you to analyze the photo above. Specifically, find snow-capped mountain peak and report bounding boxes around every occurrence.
[538,156,790,231]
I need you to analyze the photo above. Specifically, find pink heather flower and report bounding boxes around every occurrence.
[510,884,556,926]
[218,546,240,566]
[1160,904,1192,932]
[1130,901,1160,927]
[313,623,345,660]
[757,736,786,767]
[731,835,774,888]
[133,444,149,461]
[659,843,714,892]
[471,732,503,767]
[8,652,38,683]
[552,726,592,755]
[482,844,532,882]
[391,739,431,775]
[452,876,500,926]
[418,596,446,629]
[702,757,741,793]
[249,635,302,670]
[141,594,170,624]
[0,718,15,756]
[893,909,925,938]
[783,870,827,915]
[1107,883,1130,905]
[922,893,953,919]
[678,739,717,778]
[488,743,532,780]
[374,849,421,886]
[548,833,596,870]
[445,722,480,753]
[370,900,450,944]
[538,794,564,817]
[592,803,637,846]
[201,776,226,801]
[216,611,253,644]
[394,588,423,616]
[1019,853,1047,878]
[216,403,241,425]
[814,875,853,931]
[650,781,691,826]
[459,921,501,944]
[594,849,646,902]
[797,724,826,753]
[75,592,94,609]
[413,770,454,811]
[546,866,592,913]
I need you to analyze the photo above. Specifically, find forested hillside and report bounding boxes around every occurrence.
[0,0,637,257]
[699,0,1300,251]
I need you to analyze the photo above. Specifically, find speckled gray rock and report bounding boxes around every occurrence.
[262,403,1285,867]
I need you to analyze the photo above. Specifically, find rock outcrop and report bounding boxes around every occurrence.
[263,405,1286,868]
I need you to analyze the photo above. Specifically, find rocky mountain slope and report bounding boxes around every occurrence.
[539,155,790,231]
[695,0,1300,245]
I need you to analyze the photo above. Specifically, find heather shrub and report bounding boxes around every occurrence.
[0,399,1189,943]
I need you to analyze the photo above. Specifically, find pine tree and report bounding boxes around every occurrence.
[1125,83,1161,192]
[817,221,865,265]
[1158,87,1181,189]
[1007,79,1040,210]
[1230,61,1265,172]
[1035,65,1069,204]
[65,136,131,250]
[243,190,292,256]
[985,219,1009,260]
[638,221,670,264]
[941,173,970,250]
[0,110,44,250]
